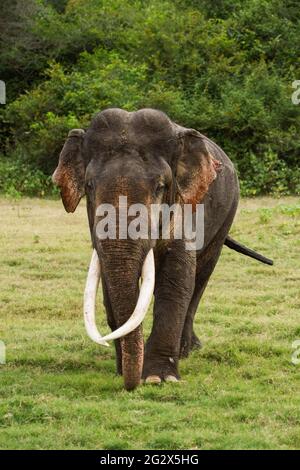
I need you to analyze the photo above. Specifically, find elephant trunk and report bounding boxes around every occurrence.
[84,242,154,390]
[121,326,144,390]
[110,274,144,390]
[102,245,148,390]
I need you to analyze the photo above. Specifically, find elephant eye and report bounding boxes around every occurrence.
[85,180,94,191]
[155,181,165,195]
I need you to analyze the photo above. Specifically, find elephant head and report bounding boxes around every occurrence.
[52,108,219,390]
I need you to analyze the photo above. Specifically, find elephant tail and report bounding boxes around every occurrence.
[224,236,274,266]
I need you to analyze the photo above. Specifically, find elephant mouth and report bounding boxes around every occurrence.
[83,248,155,346]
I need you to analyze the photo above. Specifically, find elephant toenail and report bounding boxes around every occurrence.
[145,375,162,384]
[164,375,179,383]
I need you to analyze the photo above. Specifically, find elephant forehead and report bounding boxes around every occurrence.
[91,108,131,132]
[90,108,174,142]
[84,108,179,165]
[130,108,173,133]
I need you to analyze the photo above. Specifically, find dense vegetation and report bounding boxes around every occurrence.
[0,0,299,196]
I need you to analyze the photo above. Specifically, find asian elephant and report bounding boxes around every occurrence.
[52,108,273,390]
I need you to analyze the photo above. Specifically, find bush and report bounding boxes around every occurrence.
[0,156,57,198]
[1,0,300,196]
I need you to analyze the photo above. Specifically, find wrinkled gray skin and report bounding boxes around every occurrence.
[53,108,239,390]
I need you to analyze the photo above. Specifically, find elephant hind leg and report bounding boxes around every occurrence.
[180,248,222,358]
[180,282,207,359]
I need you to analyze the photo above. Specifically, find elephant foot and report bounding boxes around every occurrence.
[180,331,202,359]
[144,375,162,384]
[143,374,179,385]
[165,375,179,383]
[142,355,180,384]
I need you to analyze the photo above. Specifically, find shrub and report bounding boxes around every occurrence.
[0,156,57,198]
[1,0,299,196]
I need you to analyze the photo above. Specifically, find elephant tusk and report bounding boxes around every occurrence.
[83,249,109,347]
[98,249,155,344]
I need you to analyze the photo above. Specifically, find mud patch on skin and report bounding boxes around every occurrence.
[182,155,221,210]
[212,157,222,173]
[52,129,85,212]
[53,164,83,213]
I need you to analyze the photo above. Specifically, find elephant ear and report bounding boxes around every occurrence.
[174,126,221,209]
[52,129,86,213]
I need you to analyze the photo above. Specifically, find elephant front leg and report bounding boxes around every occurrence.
[143,243,196,383]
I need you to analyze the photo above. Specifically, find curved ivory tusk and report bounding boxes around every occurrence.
[98,249,155,344]
[83,249,109,347]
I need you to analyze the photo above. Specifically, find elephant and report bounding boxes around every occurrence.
[52,108,273,390]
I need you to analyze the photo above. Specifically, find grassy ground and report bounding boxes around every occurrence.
[0,196,299,450]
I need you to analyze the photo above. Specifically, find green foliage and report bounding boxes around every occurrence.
[0,156,57,198]
[1,0,299,196]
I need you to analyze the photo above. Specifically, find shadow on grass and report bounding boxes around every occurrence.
[10,357,116,373]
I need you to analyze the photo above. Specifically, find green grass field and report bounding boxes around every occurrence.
[0,196,299,450]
